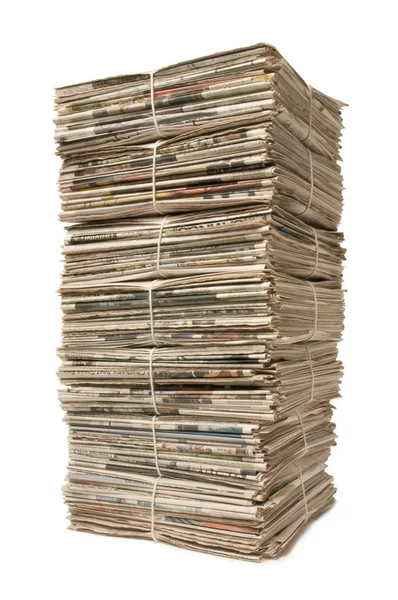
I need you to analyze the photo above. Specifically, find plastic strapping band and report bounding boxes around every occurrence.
[306,281,318,341]
[150,475,162,542]
[295,410,308,457]
[149,348,160,415]
[293,462,309,524]
[302,84,313,143]
[152,141,167,215]
[156,216,169,277]
[305,226,319,279]
[149,71,167,139]
[148,281,160,346]
[298,148,314,217]
[305,345,315,403]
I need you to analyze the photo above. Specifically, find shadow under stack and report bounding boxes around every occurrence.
[55,43,345,561]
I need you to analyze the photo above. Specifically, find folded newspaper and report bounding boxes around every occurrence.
[55,43,345,561]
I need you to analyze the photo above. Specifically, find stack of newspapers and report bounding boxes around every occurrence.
[55,43,345,561]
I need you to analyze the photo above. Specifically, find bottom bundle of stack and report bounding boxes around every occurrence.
[64,461,334,561]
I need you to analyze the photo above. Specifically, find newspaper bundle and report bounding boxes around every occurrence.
[55,43,345,561]
[57,119,343,229]
[62,207,344,283]
[54,43,343,159]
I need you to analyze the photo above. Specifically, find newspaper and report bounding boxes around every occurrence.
[54,43,344,161]
[60,270,344,347]
[57,119,343,229]
[55,43,345,560]
[64,461,335,561]
[62,206,344,284]
[58,341,341,419]
[64,405,335,492]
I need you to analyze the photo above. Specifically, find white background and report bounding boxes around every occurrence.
[1,1,397,598]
